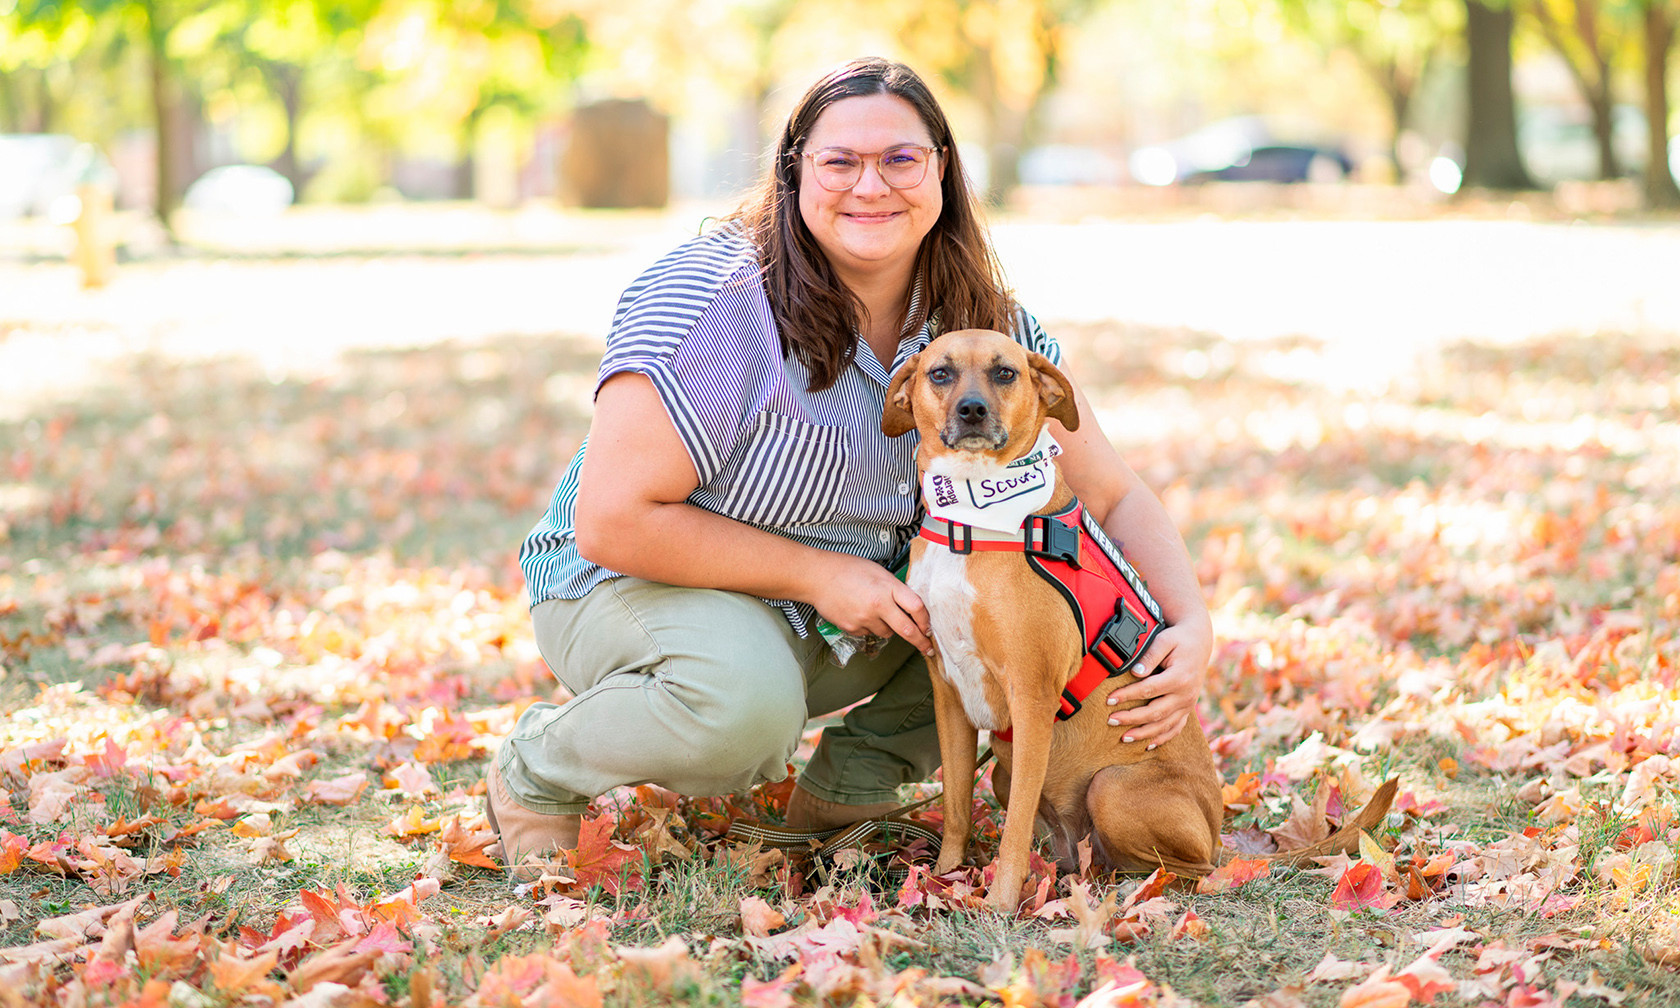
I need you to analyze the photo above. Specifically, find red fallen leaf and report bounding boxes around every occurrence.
[1196,858,1270,894]
[1172,908,1210,940]
[354,921,413,956]
[1091,954,1153,990]
[1331,862,1397,911]
[1397,791,1446,817]
[85,738,128,777]
[1615,823,1657,850]
[1394,953,1455,1005]
[741,964,801,1008]
[194,798,243,820]
[565,815,641,895]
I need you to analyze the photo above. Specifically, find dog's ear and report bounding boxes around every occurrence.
[882,352,921,437]
[1030,352,1081,432]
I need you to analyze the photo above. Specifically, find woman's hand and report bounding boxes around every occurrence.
[806,553,935,656]
[1102,619,1212,747]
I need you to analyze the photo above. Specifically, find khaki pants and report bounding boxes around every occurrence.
[498,577,940,814]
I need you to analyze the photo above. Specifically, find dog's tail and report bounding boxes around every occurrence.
[1219,776,1399,867]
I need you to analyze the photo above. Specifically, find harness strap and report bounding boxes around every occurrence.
[917,503,1165,743]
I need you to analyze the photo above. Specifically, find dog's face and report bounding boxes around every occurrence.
[882,329,1079,458]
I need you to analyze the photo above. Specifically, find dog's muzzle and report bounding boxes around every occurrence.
[941,394,1006,450]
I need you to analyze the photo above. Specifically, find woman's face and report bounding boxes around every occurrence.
[797,93,944,287]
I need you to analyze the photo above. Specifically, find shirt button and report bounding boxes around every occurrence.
[897,482,910,494]
[879,530,891,543]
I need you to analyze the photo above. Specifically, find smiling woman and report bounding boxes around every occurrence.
[485,57,1213,890]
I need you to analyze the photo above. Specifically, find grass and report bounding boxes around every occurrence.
[4,239,1680,1004]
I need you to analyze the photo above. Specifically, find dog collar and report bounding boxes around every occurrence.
[920,429,1062,534]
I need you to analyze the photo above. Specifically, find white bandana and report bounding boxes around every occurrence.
[922,429,1062,534]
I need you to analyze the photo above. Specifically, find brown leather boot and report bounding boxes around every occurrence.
[486,756,581,882]
[785,783,901,831]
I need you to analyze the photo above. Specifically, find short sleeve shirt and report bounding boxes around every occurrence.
[518,224,1061,636]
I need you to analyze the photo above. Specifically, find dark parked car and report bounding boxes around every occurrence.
[1128,116,1353,186]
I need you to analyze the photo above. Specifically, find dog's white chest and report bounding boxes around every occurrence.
[909,546,1002,731]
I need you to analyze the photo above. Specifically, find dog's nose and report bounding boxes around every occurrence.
[956,397,989,424]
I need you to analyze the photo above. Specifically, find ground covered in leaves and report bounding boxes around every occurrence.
[4,213,1680,1007]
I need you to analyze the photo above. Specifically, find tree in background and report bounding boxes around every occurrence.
[1463,0,1538,187]
[894,0,1098,203]
[1526,0,1627,179]
[14,0,207,231]
[1637,0,1680,206]
[1273,0,1460,182]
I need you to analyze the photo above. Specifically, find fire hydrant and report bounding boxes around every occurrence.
[66,143,117,289]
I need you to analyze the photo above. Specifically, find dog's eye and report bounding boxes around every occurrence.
[993,367,1017,383]
[928,367,953,384]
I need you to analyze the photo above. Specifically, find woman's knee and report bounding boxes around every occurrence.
[673,670,807,773]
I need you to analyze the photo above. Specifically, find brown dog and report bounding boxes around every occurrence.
[884,329,1395,911]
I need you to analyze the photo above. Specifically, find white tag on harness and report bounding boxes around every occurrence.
[922,429,1062,534]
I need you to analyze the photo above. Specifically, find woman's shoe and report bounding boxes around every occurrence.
[785,783,901,831]
[486,755,581,882]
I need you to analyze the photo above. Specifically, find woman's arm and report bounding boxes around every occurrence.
[574,371,935,655]
[1050,381,1213,747]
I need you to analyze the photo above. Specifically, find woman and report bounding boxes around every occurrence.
[488,57,1212,874]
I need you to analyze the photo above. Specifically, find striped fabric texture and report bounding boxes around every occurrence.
[517,224,1062,636]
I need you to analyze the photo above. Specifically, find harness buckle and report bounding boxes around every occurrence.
[944,520,973,554]
[1092,605,1150,677]
[1023,514,1081,567]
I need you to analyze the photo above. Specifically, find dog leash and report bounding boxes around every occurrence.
[725,793,943,856]
[724,749,998,878]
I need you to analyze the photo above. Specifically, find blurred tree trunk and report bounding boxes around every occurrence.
[1377,60,1419,183]
[142,0,187,233]
[1641,1,1680,207]
[265,62,308,198]
[1462,0,1536,189]
[1528,0,1620,178]
[455,105,482,200]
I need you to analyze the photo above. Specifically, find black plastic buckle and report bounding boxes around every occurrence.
[1092,606,1148,676]
[944,520,973,554]
[1023,515,1081,567]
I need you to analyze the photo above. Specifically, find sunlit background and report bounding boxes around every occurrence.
[3,0,1679,233]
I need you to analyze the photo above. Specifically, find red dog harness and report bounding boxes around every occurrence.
[917,500,1165,742]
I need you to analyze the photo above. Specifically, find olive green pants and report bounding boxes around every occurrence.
[497,577,941,815]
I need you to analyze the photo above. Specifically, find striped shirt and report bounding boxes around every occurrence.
[518,224,1061,636]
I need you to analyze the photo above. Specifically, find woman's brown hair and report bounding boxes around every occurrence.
[727,57,1016,392]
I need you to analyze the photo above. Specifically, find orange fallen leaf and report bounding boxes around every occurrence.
[207,945,280,995]
[385,807,442,839]
[1196,858,1270,894]
[1339,966,1412,1008]
[740,895,787,938]
[438,815,499,869]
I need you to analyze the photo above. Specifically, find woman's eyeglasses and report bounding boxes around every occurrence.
[800,145,943,191]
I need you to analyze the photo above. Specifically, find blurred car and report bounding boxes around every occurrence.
[183,164,295,215]
[1128,116,1353,186]
[0,134,115,220]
